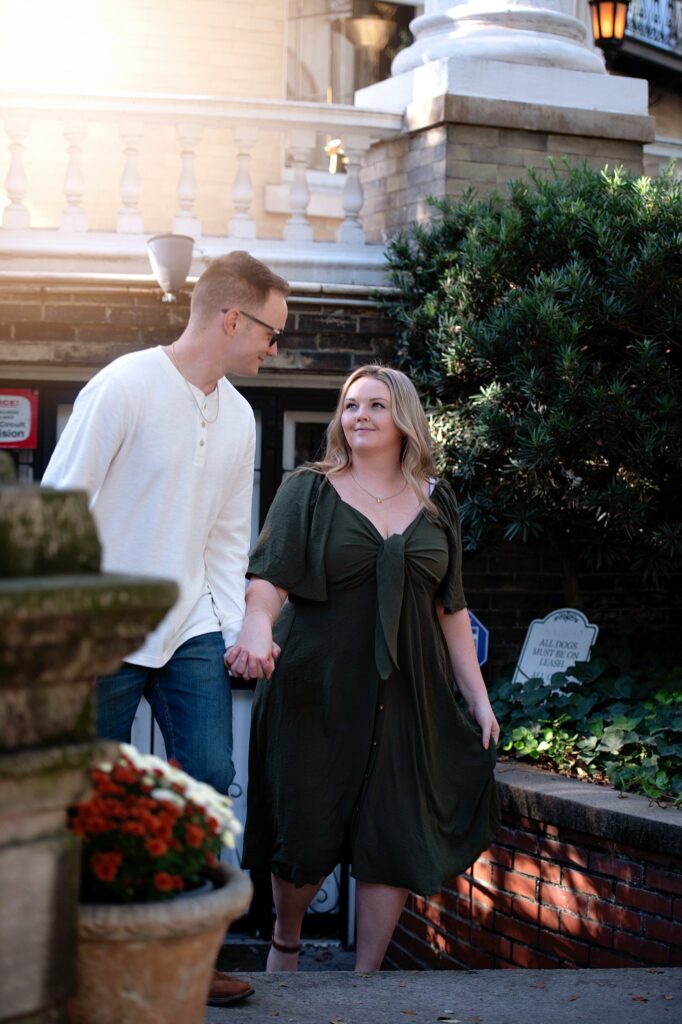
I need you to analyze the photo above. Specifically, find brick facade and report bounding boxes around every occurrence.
[387,789,682,971]
[362,123,645,245]
[0,279,393,380]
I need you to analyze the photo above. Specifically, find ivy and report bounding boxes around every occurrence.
[488,642,682,806]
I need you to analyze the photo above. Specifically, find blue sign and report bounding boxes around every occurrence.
[468,610,489,666]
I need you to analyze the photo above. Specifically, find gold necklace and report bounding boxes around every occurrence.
[169,343,220,425]
[350,470,407,504]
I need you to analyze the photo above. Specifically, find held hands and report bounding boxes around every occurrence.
[225,610,280,680]
[468,698,500,751]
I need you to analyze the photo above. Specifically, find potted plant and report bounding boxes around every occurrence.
[66,743,253,1024]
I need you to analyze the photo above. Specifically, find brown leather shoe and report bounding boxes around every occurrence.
[206,969,255,1007]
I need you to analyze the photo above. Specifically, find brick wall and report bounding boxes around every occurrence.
[0,279,393,380]
[462,540,681,679]
[362,123,645,245]
[387,802,682,971]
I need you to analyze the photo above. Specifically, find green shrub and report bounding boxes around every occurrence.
[383,163,682,597]
[488,642,682,805]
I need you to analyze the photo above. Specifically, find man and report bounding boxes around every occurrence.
[42,251,289,1006]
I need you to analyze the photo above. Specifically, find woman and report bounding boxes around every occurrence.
[227,365,500,972]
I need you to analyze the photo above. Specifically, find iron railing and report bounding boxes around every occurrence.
[627,0,682,55]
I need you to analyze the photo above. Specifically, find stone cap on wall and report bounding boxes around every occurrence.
[495,760,682,857]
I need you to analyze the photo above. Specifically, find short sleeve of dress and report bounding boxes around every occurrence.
[247,469,331,601]
[432,479,467,614]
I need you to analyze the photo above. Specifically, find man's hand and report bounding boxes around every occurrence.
[225,611,279,680]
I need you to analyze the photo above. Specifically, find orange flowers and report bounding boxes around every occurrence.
[67,748,229,905]
[90,852,123,882]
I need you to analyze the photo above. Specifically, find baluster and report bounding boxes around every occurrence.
[2,115,30,229]
[284,129,316,243]
[173,123,202,237]
[336,134,371,245]
[228,127,258,239]
[60,120,88,232]
[117,124,144,233]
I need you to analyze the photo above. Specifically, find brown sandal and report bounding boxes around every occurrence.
[271,931,301,955]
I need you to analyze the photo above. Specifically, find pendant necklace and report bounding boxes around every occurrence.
[350,470,407,504]
[169,343,220,426]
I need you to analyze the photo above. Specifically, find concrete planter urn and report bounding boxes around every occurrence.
[68,863,253,1024]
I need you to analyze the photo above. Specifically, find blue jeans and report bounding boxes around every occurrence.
[96,631,235,795]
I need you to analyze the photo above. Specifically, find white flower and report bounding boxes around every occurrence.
[112,742,243,847]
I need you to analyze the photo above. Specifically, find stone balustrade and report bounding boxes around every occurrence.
[0,92,402,270]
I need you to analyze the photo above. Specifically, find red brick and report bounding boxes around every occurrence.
[516,815,542,831]
[496,915,539,947]
[538,905,561,931]
[452,874,472,898]
[492,866,538,900]
[471,885,512,914]
[475,929,512,961]
[511,895,538,923]
[646,866,682,896]
[542,932,590,965]
[511,944,561,969]
[560,913,613,948]
[489,842,514,868]
[643,917,682,946]
[514,853,543,877]
[562,868,613,900]
[587,898,641,933]
[497,825,538,854]
[470,900,495,929]
[559,826,609,850]
[439,909,471,944]
[618,844,675,866]
[589,852,643,885]
[613,932,670,965]
[472,860,493,885]
[674,899,682,921]
[615,883,672,916]
[455,943,496,969]
[539,838,590,868]
[539,883,589,916]
[590,949,639,968]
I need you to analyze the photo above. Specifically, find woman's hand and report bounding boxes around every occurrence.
[469,698,500,751]
[225,610,278,680]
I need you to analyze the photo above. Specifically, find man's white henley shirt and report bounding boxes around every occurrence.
[42,346,256,667]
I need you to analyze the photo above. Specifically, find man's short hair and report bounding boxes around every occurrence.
[190,251,290,328]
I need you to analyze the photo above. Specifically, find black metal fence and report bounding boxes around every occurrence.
[627,0,682,54]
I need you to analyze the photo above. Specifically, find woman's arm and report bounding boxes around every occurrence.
[436,603,500,750]
[225,578,287,680]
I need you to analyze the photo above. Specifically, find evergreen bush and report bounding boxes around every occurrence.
[384,163,682,597]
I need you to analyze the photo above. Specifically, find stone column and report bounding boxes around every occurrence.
[355,0,654,243]
[0,454,178,1024]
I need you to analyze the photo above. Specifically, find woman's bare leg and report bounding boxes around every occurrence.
[354,881,409,972]
[266,874,325,972]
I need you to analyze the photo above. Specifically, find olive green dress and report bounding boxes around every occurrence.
[243,470,499,896]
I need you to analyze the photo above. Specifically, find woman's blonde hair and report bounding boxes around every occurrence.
[304,365,438,513]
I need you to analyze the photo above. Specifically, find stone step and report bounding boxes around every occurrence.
[205,967,682,1024]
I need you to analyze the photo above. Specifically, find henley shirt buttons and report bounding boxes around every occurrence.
[199,440,205,447]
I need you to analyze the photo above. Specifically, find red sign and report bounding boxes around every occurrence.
[0,389,39,449]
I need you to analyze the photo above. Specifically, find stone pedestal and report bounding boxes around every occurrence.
[0,455,178,1024]
[354,0,655,242]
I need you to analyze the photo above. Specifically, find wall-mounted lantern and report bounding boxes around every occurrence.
[589,0,631,62]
